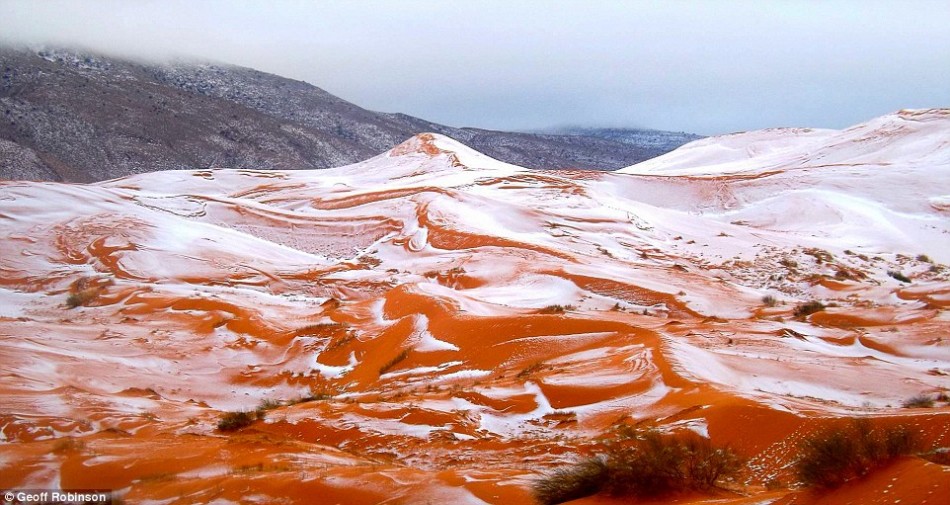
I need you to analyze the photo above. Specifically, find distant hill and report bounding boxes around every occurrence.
[540,126,703,152]
[0,46,699,182]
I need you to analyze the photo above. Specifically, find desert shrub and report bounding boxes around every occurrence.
[795,420,919,489]
[762,295,778,307]
[217,411,259,432]
[538,304,577,314]
[603,431,742,496]
[887,270,911,283]
[257,398,282,412]
[290,391,333,404]
[532,431,742,505]
[794,301,825,318]
[916,254,931,263]
[902,394,934,409]
[533,458,608,505]
[65,289,97,308]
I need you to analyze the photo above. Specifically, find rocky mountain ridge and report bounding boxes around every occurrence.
[0,46,699,182]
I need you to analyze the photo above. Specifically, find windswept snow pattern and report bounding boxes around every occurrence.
[1,112,949,504]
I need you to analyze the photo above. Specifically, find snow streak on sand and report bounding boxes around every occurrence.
[1,111,949,504]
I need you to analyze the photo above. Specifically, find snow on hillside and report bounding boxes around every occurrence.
[618,108,950,176]
[2,46,690,182]
[612,109,950,264]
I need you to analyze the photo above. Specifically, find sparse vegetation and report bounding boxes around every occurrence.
[532,430,742,505]
[917,254,932,263]
[65,289,98,308]
[539,304,576,314]
[293,322,344,338]
[794,300,825,318]
[779,258,798,269]
[534,458,608,505]
[902,394,935,409]
[517,361,544,379]
[379,349,410,375]
[257,398,282,412]
[795,420,919,489]
[833,266,866,281]
[887,270,911,283]
[545,410,578,421]
[803,248,834,264]
[762,295,778,307]
[64,276,112,308]
[290,391,334,404]
[217,410,261,432]
[326,329,356,351]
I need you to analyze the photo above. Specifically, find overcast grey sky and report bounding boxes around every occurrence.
[2,0,949,135]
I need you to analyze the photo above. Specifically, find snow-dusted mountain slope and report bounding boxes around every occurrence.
[536,126,704,153]
[0,46,696,182]
[0,111,948,504]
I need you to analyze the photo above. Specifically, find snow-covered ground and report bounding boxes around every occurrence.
[0,110,948,504]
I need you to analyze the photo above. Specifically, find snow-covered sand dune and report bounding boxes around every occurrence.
[1,111,948,504]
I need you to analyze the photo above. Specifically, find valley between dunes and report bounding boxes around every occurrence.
[1,109,949,504]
